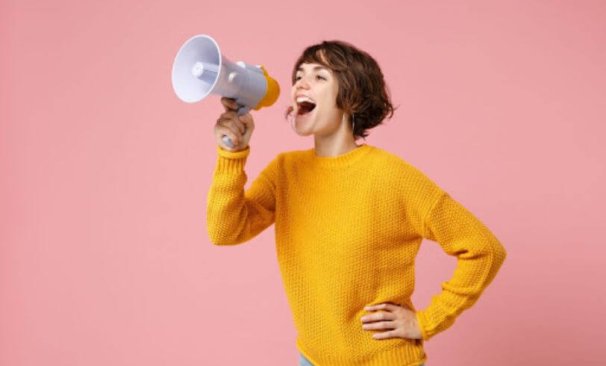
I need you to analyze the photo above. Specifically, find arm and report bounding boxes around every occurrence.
[206,145,277,245]
[415,192,507,340]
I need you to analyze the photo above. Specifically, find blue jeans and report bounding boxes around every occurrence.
[299,354,424,365]
[299,354,313,366]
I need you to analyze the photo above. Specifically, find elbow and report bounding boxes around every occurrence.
[485,238,507,273]
[208,237,241,246]
[467,236,507,269]
[207,230,241,246]
[206,208,247,246]
[208,235,231,246]
[494,239,507,266]
[207,216,238,245]
[207,225,246,246]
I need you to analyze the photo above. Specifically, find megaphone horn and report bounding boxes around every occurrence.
[171,34,280,148]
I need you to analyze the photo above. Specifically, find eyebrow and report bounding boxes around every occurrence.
[296,65,329,73]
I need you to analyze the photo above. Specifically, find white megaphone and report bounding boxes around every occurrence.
[171,34,280,148]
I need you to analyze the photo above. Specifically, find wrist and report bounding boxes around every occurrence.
[217,145,250,159]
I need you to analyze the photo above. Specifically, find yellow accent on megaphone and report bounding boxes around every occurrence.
[254,65,280,110]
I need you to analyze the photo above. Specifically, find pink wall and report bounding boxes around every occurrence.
[2,0,605,365]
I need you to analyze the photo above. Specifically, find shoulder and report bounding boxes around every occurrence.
[366,145,410,167]
[258,147,311,178]
[367,145,444,195]
[276,148,311,162]
[367,145,427,176]
[265,148,310,168]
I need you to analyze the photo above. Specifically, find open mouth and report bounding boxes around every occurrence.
[296,99,316,116]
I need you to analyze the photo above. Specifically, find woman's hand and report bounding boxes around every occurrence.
[214,97,255,151]
[360,302,423,340]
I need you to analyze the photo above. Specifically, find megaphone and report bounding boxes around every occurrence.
[171,34,280,148]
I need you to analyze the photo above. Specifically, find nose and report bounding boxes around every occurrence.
[295,75,311,90]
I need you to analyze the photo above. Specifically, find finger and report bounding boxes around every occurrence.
[218,110,238,121]
[360,311,396,323]
[221,97,239,112]
[238,113,254,129]
[221,97,238,111]
[234,118,247,134]
[371,330,398,340]
[217,117,246,135]
[364,303,401,312]
[217,119,242,135]
[362,321,396,331]
[217,111,246,131]
[243,117,254,137]
[218,117,244,134]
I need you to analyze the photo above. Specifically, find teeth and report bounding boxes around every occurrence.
[296,96,315,104]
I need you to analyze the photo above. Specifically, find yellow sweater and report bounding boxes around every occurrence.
[207,144,506,366]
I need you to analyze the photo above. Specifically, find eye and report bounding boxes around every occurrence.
[316,75,326,80]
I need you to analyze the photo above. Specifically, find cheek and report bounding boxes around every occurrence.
[331,83,340,104]
[319,90,338,109]
[329,95,341,111]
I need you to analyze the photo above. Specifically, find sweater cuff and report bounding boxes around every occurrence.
[216,145,250,173]
[416,310,431,341]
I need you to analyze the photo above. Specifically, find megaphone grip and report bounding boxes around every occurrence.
[222,135,235,148]
[221,126,248,149]
[236,105,251,115]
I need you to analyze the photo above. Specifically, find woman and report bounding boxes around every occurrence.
[207,40,506,366]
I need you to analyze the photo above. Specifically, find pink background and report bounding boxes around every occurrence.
[2,0,605,365]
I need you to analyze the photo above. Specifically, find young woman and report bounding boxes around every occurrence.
[207,40,506,366]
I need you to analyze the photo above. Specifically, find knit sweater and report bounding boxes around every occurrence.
[206,143,506,366]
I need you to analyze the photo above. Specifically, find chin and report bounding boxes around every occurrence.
[293,128,314,137]
[292,117,315,136]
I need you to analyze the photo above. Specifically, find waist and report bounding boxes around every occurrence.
[296,335,426,366]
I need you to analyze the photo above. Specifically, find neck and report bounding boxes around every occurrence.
[313,115,359,157]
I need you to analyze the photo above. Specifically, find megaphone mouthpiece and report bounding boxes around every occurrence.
[254,66,280,109]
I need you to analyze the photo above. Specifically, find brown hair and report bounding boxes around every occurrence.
[287,40,395,140]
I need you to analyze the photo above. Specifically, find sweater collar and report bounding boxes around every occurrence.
[307,144,373,169]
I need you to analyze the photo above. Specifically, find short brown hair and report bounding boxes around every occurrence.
[288,40,395,140]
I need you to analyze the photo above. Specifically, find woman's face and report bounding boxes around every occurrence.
[290,62,344,137]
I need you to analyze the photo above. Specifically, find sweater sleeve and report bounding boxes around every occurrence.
[206,145,277,245]
[415,192,507,341]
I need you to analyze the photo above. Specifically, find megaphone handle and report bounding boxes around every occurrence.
[236,104,250,115]
[221,135,235,148]
[221,104,249,149]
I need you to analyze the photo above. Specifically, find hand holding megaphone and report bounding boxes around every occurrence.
[214,97,255,151]
[171,34,280,149]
